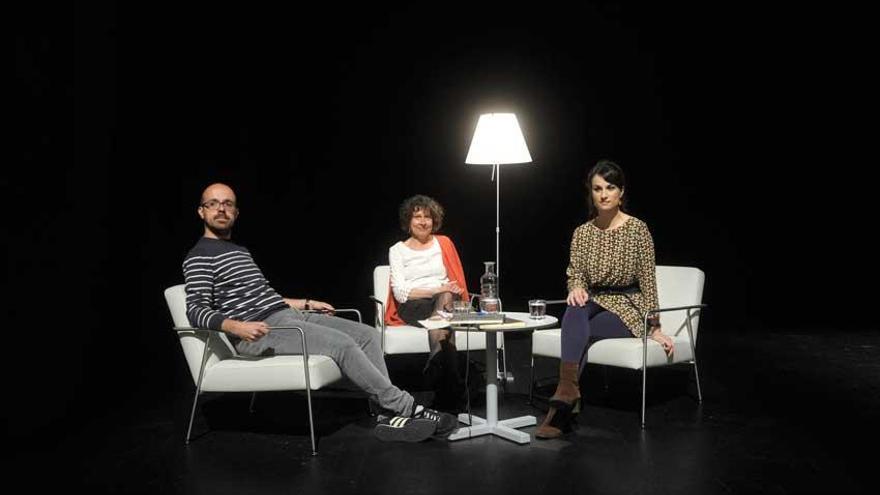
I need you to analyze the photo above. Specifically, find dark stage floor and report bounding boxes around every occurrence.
[17,331,879,494]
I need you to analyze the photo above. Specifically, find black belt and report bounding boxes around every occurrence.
[590,284,640,296]
[590,284,643,316]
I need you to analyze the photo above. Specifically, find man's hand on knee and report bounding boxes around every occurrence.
[223,319,270,342]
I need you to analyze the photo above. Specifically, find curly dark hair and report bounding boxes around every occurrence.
[585,159,627,219]
[398,195,444,234]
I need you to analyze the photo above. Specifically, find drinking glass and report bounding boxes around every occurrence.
[452,300,471,316]
[528,299,546,320]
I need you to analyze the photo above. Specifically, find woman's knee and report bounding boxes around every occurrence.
[563,304,591,317]
[434,292,454,311]
[562,305,591,326]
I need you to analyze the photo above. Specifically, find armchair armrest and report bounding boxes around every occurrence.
[173,322,318,361]
[642,304,707,343]
[368,296,385,327]
[368,295,384,313]
[173,326,224,334]
[302,308,362,324]
[644,303,707,317]
[266,325,310,368]
[368,296,387,352]
[175,324,312,359]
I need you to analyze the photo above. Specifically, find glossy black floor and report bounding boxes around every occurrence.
[21,331,879,494]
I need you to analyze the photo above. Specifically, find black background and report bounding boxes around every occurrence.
[9,2,874,442]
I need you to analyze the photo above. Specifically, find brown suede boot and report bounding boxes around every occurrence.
[549,361,581,407]
[536,362,582,439]
[535,406,563,439]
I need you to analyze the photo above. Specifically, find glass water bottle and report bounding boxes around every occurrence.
[479,261,500,313]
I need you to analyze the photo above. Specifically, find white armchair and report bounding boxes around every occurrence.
[368,265,502,355]
[164,284,343,455]
[530,265,706,428]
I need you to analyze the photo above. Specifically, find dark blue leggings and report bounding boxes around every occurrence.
[561,301,632,365]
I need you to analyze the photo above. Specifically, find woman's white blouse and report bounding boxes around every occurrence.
[388,238,449,303]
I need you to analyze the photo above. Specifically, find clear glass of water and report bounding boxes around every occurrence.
[452,300,471,316]
[528,299,546,320]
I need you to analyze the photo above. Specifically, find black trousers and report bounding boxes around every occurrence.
[398,295,466,412]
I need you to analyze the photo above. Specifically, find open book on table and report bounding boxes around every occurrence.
[418,318,451,330]
[418,313,526,330]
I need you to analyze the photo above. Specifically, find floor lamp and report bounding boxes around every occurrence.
[464,113,532,297]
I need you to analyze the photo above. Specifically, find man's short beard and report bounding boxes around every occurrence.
[207,223,232,238]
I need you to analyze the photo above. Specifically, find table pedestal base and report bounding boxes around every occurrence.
[444,324,552,445]
[447,414,536,444]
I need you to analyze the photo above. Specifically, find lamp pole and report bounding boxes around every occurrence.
[495,163,501,295]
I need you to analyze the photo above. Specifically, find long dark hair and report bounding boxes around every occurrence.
[584,159,627,220]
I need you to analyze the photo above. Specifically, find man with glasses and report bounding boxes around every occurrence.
[182,183,457,442]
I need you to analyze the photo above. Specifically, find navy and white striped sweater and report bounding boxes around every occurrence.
[182,237,289,331]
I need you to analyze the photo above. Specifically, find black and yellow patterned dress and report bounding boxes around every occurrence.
[566,216,660,338]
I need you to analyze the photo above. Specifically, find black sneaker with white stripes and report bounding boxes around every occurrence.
[411,405,458,438]
[373,415,437,443]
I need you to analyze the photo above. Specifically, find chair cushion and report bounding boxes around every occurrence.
[200,355,343,392]
[531,328,695,369]
[587,335,695,369]
[532,328,561,358]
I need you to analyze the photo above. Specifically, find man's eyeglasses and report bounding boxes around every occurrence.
[200,200,237,210]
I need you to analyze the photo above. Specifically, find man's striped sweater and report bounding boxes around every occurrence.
[182,237,288,331]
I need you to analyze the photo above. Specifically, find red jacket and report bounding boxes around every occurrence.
[385,235,469,326]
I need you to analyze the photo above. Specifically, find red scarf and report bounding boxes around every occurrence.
[384,235,469,326]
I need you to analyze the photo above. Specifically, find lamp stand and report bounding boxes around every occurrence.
[493,163,509,390]
[493,163,501,296]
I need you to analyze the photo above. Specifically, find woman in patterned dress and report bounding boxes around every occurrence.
[535,160,675,439]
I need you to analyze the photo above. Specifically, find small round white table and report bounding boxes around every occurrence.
[447,311,558,444]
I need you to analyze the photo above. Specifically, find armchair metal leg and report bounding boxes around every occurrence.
[186,392,201,445]
[304,382,316,456]
[641,319,649,430]
[268,325,317,455]
[187,332,213,444]
[686,309,703,403]
[641,363,647,429]
[692,361,703,403]
[528,355,535,405]
[249,392,258,413]
[297,327,317,456]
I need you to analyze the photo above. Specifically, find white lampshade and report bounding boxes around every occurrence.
[465,113,532,165]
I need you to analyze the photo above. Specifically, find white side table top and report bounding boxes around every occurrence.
[451,311,558,332]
